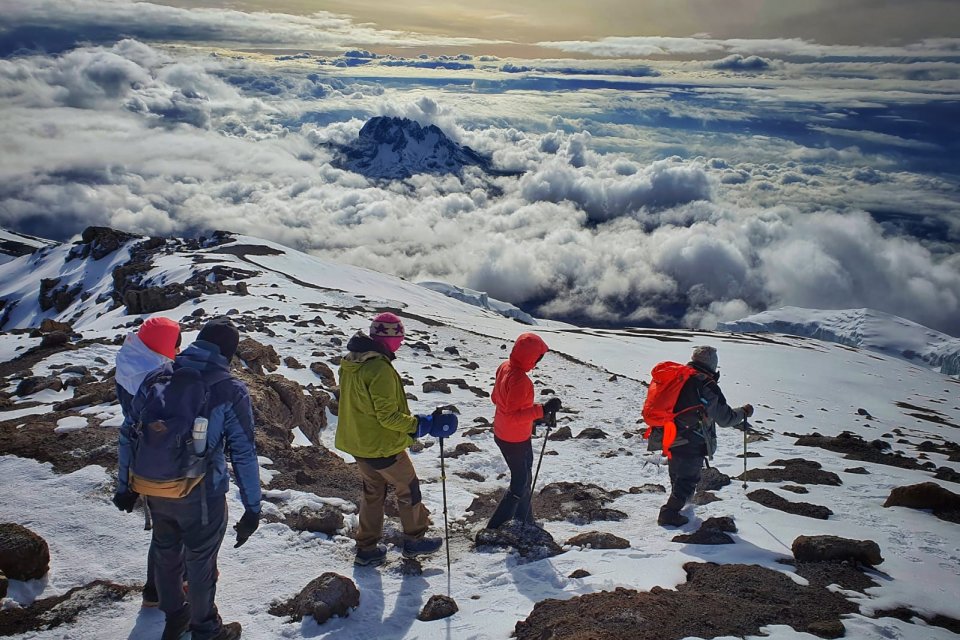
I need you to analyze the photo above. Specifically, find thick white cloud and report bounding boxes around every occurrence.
[1,41,958,336]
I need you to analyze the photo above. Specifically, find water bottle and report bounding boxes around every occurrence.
[192,417,208,455]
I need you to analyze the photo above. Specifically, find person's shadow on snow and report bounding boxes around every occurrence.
[126,606,164,639]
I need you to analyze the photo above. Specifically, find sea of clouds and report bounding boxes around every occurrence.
[1,1,958,335]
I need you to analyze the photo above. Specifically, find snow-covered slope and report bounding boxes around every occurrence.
[720,306,960,376]
[418,281,537,325]
[0,229,56,266]
[1,229,960,640]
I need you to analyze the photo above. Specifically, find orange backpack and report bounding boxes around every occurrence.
[641,361,703,459]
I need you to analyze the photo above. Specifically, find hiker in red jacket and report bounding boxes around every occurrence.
[480,333,561,536]
[646,345,753,526]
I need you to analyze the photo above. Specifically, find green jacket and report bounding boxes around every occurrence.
[335,335,417,458]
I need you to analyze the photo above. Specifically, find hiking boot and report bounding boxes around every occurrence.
[354,544,387,566]
[141,584,159,608]
[475,528,499,545]
[160,606,191,640]
[402,535,443,558]
[209,621,242,640]
[657,507,689,527]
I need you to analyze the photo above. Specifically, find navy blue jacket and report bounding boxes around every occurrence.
[118,340,262,513]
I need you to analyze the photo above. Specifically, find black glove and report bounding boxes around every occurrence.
[234,510,260,548]
[741,404,754,418]
[542,397,562,416]
[112,490,139,513]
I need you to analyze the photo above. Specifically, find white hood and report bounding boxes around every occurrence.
[115,333,170,396]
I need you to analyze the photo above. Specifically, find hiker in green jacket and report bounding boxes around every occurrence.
[336,312,457,566]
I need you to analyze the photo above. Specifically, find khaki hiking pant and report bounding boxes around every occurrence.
[355,450,430,550]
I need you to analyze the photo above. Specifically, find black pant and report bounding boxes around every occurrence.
[487,437,534,529]
[148,491,228,640]
[666,455,704,507]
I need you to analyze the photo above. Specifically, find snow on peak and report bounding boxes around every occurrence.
[719,306,960,375]
[332,116,518,180]
[418,281,536,325]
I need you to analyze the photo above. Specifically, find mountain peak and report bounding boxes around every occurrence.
[333,116,519,180]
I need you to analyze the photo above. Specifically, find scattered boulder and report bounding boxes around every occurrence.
[474,520,564,560]
[39,319,72,334]
[547,426,572,441]
[268,573,360,624]
[672,516,736,545]
[569,569,591,579]
[576,428,608,439]
[701,516,737,532]
[236,338,280,375]
[445,443,481,459]
[792,535,883,566]
[629,484,666,494]
[443,346,460,356]
[844,467,869,474]
[422,380,451,394]
[418,594,458,621]
[740,458,842,486]
[14,376,63,397]
[781,485,809,494]
[883,482,960,523]
[286,506,344,536]
[0,523,50,580]
[565,531,630,549]
[935,467,960,484]
[748,489,832,520]
[697,467,731,492]
[514,562,859,640]
[454,471,485,482]
[284,356,304,369]
[310,361,336,386]
[796,432,925,471]
[0,580,136,636]
[39,332,70,349]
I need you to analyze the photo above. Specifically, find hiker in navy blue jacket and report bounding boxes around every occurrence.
[114,318,260,640]
[114,316,182,607]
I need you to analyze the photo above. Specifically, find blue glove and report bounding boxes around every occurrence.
[414,414,433,438]
[430,413,458,438]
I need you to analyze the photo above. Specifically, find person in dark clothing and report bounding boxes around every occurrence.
[646,345,753,527]
[114,316,182,607]
[114,318,260,640]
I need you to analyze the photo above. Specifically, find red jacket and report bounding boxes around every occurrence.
[492,333,548,442]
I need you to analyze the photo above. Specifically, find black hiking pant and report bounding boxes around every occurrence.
[487,436,534,529]
[666,454,704,508]
[148,491,228,640]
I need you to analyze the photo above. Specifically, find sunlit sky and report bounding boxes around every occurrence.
[156,0,960,52]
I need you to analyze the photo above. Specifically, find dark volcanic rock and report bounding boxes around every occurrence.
[417,594,459,621]
[514,562,859,640]
[883,482,960,523]
[422,380,451,394]
[467,481,628,526]
[0,580,135,636]
[236,338,281,375]
[286,506,344,536]
[310,361,336,387]
[697,467,731,492]
[445,442,481,459]
[474,520,564,560]
[0,524,50,581]
[569,569,591,579]
[565,531,630,549]
[748,489,833,519]
[269,573,360,624]
[576,427,608,439]
[701,516,737,532]
[796,431,926,471]
[14,375,64,397]
[935,467,960,484]
[792,535,883,566]
[672,528,735,545]
[740,458,842,486]
[547,426,572,441]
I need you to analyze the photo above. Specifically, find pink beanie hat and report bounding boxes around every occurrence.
[370,312,405,353]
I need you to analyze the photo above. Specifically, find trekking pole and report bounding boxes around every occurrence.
[742,419,750,490]
[439,436,451,577]
[143,497,153,531]
[531,410,555,496]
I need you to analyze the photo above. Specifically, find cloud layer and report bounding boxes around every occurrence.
[1,30,958,336]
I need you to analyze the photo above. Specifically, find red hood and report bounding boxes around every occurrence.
[509,333,548,372]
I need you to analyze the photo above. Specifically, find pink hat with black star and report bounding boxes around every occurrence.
[370,312,405,353]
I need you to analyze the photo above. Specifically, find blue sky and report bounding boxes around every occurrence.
[0,1,958,335]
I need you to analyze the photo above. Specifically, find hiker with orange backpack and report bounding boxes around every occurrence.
[642,345,753,527]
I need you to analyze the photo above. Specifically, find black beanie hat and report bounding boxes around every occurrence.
[197,318,240,360]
